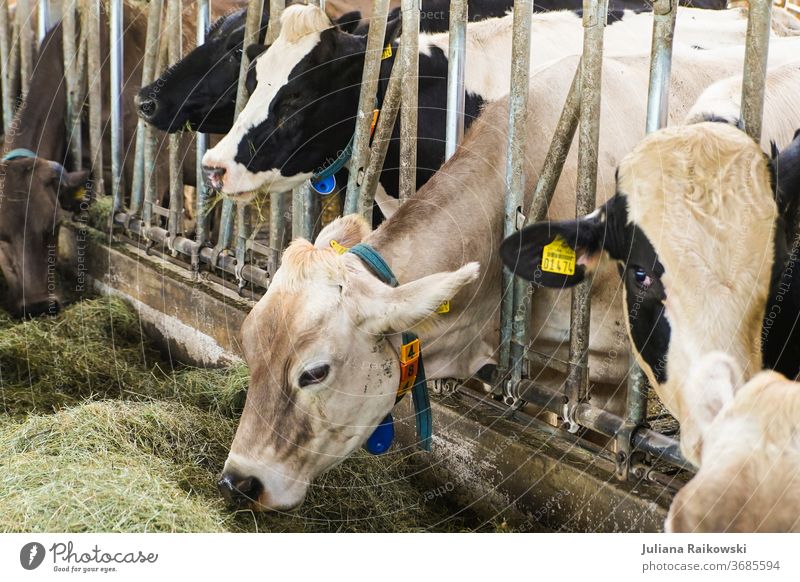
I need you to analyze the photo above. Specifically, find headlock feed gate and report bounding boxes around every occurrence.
[0,0,787,529]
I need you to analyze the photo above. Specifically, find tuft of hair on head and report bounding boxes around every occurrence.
[279,238,344,289]
[279,3,332,43]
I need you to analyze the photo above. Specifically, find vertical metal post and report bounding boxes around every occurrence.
[109,0,124,212]
[167,0,184,239]
[16,0,33,96]
[62,1,82,170]
[37,0,49,44]
[86,0,104,196]
[564,0,607,432]
[444,0,467,161]
[0,0,14,134]
[645,0,677,135]
[500,0,532,397]
[266,0,285,270]
[141,0,163,226]
[131,0,163,219]
[195,0,210,244]
[740,0,772,141]
[344,0,390,216]
[398,0,419,200]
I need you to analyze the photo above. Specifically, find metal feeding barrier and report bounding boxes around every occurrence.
[0,0,776,490]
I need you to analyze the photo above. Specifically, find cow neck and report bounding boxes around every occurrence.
[4,23,68,163]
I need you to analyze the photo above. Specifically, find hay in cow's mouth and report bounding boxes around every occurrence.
[0,296,493,532]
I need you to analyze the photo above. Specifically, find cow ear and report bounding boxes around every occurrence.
[314,214,371,251]
[500,213,605,288]
[679,352,740,465]
[50,163,90,211]
[333,10,362,33]
[349,262,480,336]
[245,43,267,63]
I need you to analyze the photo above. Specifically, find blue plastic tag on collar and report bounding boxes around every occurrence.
[2,148,37,161]
[310,174,336,195]
[365,413,394,455]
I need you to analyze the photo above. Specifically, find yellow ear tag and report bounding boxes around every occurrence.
[435,300,450,314]
[73,186,87,201]
[330,240,349,255]
[370,109,380,136]
[381,44,393,60]
[541,236,576,276]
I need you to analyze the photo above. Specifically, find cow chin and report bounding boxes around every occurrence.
[219,165,312,196]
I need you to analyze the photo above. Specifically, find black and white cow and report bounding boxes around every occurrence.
[202,4,755,201]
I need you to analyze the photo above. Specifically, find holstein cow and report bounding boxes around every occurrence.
[0,2,208,317]
[136,0,725,135]
[202,5,763,204]
[216,46,800,511]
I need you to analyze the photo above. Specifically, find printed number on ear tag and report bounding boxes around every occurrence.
[541,237,576,276]
[381,44,393,60]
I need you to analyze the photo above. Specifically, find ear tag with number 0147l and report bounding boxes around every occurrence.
[541,236,576,276]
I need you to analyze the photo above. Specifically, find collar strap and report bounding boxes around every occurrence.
[2,148,37,161]
[348,242,433,452]
[311,102,380,183]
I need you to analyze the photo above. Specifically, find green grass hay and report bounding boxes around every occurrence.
[0,296,484,532]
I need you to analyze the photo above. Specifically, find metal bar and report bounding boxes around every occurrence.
[62,1,81,170]
[500,0,533,397]
[37,0,49,44]
[444,0,467,160]
[398,0,419,200]
[265,0,285,45]
[645,0,677,135]
[266,0,287,265]
[0,0,14,134]
[86,0,104,196]
[109,0,124,212]
[525,65,581,225]
[517,379,692,470]
[131,0,164,219]
[343,0,390,215]
[564,0,607,432]
[195,0,210,245]
[167,0,184,240]
[8,11,19,105]
[358,41,404,222]
[740,0,772,141]
[141,0,163,226]
[17,0,33,96]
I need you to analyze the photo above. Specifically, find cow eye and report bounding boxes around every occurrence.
[632,267,652,289]
[299,364,330,388]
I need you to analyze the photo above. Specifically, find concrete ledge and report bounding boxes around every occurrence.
[65,225,672,532]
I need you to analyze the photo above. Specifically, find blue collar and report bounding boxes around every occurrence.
[348,242,433,453]
[2,148,37,161]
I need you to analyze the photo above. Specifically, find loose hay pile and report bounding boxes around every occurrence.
[0,295,484,532]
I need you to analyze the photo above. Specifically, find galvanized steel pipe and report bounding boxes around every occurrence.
[86,0,104,196]
[36,0,49,44]
[444,0,467,161]
[0,0,11,134]
[645,0,677,135]
[740,0,772,141]
[398,0,419,200]
[109,0,124,212]
[195,0,210,245]
[16,0,33,96]
[167,0,184,239]
[62,1,82,170]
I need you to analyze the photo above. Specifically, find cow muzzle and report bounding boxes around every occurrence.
[135,94,158,121]
[202,166,227,191]
[217,471,264,509]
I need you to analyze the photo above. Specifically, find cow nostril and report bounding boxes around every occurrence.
[138,97,157,118]
[218,473,263,507]
[202,166,226,189]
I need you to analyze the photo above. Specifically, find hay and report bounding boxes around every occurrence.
[0,296,488,532]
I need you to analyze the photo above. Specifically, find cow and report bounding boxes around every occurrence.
[665,352,800,532]
[201,5,776,204]
[215,45,800,511]
[0,2,206,317]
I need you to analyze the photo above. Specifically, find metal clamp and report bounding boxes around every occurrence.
[615,420,646,481]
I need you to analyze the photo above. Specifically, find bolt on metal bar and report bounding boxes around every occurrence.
[232,0,265,282]
[525,65,581,225]
[140,0,163,226]
[398,0,419,200]
[62,1,82,170]
[36,0,49,44]
[167,0,184,240]
[130,0,163,219]
[645,0,677,134]
[1,0,14,134]
[109,0,124,213]
[500,0,533,395]
[194,0,210,245]
[564,0,607,432]
[16,0,32,96]
[444,0,467,161]
[740,0,772,141]
[344,0,390,216]
[86,0,104,196]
